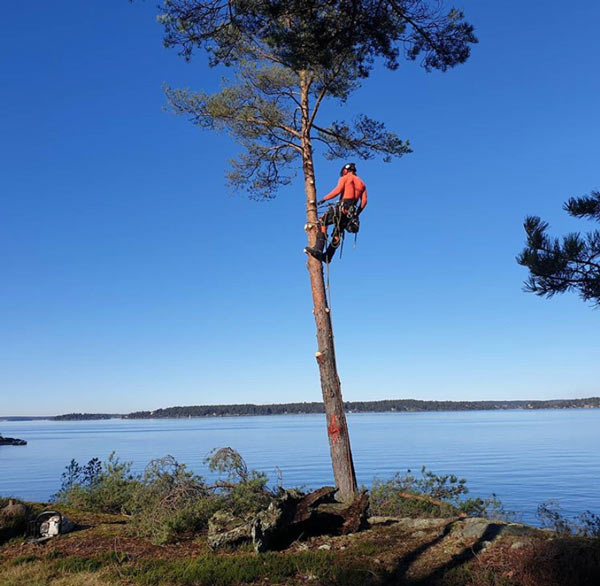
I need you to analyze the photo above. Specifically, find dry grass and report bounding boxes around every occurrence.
[0,562,113,586]
[469,535,600,586]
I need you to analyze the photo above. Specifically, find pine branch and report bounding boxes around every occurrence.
[313,115,411,161]
[518,214,600,305]
[388,0,477,71]
[564,191,600,221]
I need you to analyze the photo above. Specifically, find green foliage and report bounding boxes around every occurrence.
[165,63,302,198]
[155,1,476,199]
[53,452,139,514]
[53,448,274,545]
[205,447,274,515]
[537,501,600,538]
[317,115,411,162]
[119,550,379,586]
[159,1,476,74]
[8,555,42,566]
[565,190,600,220]
[53,556,104,573]
[129,456,218,545]
[370,466,507,519]
[518,189,600,306]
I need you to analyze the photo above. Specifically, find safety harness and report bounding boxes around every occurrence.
[321,199,360,261]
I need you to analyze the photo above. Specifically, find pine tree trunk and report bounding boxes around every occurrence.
[299,73,358,502]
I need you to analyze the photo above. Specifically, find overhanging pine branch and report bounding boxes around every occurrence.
[313,115,411,162]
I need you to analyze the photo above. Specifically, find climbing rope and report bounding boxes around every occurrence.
[325,252,332,311]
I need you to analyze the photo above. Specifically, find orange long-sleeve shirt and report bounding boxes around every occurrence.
[322,173,368,210]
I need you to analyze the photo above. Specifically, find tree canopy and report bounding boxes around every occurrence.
[158,0,477,198]
[518,190,600,306]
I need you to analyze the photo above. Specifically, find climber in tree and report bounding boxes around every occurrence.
[305,163,368,263]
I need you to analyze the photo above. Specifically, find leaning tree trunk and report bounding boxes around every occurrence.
[299,74,358,502]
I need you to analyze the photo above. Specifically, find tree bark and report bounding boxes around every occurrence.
[299,72,358,502]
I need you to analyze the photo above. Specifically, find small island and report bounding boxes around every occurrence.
[0,435,27,446]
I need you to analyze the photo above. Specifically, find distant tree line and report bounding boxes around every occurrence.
[120,397,600,419]
[126,403,326,419]
[49,398,599,420]
[52,413,118,421]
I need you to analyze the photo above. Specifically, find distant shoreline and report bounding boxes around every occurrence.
[2,397,598,421]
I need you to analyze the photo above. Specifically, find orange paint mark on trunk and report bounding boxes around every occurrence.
[327,414,342,443]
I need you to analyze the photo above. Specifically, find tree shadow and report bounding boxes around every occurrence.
[381,521,504,586]
[411,523,504,585]
[507,535,600,586]
[381,524,600,586]
[381,520,456,584]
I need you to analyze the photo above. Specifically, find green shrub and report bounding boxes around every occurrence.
[205,447,275,515]
[128,456,219,544]
[370,466,507,519]
[53,452,139,514]
[53,448,276,545]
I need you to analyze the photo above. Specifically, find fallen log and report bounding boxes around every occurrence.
[208,487,369,552]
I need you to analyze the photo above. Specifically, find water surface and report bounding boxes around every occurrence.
[1,409,598,525]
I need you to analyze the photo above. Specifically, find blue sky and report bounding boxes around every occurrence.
[1,1,599,416]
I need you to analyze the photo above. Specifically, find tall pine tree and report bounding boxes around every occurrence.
[153,0,476,500]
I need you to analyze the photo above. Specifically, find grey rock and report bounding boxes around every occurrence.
[209,491,299,552]
[368,516,402,526]
[498,523,540,537]
[450,519,541,544]
[453,518,492,540]
[394,518,454,531]
[207,510,254,550]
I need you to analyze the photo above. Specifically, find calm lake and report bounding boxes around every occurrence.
[1,410,598,525]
